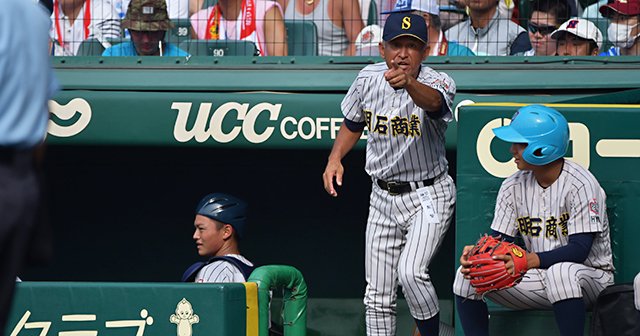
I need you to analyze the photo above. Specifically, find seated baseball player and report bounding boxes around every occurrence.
[102,0,189,57]
[453,105,615,336]
[550,18,603,56]
[635,272,640,311]
[181,193,255,282]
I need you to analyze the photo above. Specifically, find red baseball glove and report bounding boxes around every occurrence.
[467,235,528,295]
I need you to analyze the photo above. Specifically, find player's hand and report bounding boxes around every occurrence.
[459,245,474,277]
[384,60,410,89]
[492,254,515,275]
[322,159,344,197]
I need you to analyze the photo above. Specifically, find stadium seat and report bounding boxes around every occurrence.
[367,0,378,26]
[518,0,531,30]
[284,20,319,56]
[76,38,107,56]
[201,0,218,9]
[166,18,193,45]
[179,39,259,56]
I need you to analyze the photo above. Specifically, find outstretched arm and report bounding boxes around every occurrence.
[384,60,444,113]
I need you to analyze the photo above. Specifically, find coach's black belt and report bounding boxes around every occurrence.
[376,178,435,195]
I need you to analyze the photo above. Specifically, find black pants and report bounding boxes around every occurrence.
[0,149,40,335]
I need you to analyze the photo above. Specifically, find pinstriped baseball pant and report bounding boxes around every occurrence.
[364,174,456,336]
[453,262,614,309]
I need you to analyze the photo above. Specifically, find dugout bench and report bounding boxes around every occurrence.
[455,103,640,336]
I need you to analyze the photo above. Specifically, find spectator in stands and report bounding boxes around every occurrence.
[190,0,288,56]
[181,193,254,283]
[50,0,121,56]
[525,0,570,56]
[116,0,190,20]
[551,18,603,56]
[277,0,364,56]
[599,0,640,56]
[382,0,475,55]
[438,0,467,31]
[445,0,532,55]
[103,0,189,56]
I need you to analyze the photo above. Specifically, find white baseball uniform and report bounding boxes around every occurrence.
[342,62,457,336]
[194,254,253,283]
[634,272,640,311]
[454,160,615,308]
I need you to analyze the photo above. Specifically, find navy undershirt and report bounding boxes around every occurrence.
[343,118,365,132]
[491,230,595,269]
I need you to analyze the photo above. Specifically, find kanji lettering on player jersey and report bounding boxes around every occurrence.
[520,214,570,239]
[545,216,558,239]
[369,114,421,137]
[364,110,373,131]
[408,115,421,137]
[374,115,388,135]
[559,213,569,236]
[391,116,409,136]
[517,216,542,237]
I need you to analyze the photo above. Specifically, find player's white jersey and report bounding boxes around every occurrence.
[491,160,614,270]
[194,254,253,283]
[341,62,456,182]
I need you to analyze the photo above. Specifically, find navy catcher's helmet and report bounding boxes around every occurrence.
[196,193,248,239]
[492,105,570,166]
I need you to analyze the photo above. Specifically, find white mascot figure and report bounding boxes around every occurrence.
[170,298,200,336]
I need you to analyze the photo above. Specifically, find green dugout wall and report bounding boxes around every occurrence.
[25,57,640,335]
[7,282,252,336]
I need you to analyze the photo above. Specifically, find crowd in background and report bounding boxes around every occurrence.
[44,0,640,57]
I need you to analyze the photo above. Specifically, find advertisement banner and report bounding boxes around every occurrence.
[47,92,592,149]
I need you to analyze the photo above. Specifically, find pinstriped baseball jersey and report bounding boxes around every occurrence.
[491,159,614,270]
[634,273,640,310]
[341,62,456,182]
[195,254,253,283]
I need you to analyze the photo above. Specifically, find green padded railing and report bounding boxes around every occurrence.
[249,265,308,336]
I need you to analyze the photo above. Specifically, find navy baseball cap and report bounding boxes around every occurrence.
[383,13,428,44]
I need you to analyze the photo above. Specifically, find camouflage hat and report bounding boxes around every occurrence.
[122,0,174,31]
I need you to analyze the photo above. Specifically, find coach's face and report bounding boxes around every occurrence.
[193,215,231,257]
[379,36,429,78]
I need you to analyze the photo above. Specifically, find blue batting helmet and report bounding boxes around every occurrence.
[195,193,248,239]
[492,105,570,166]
